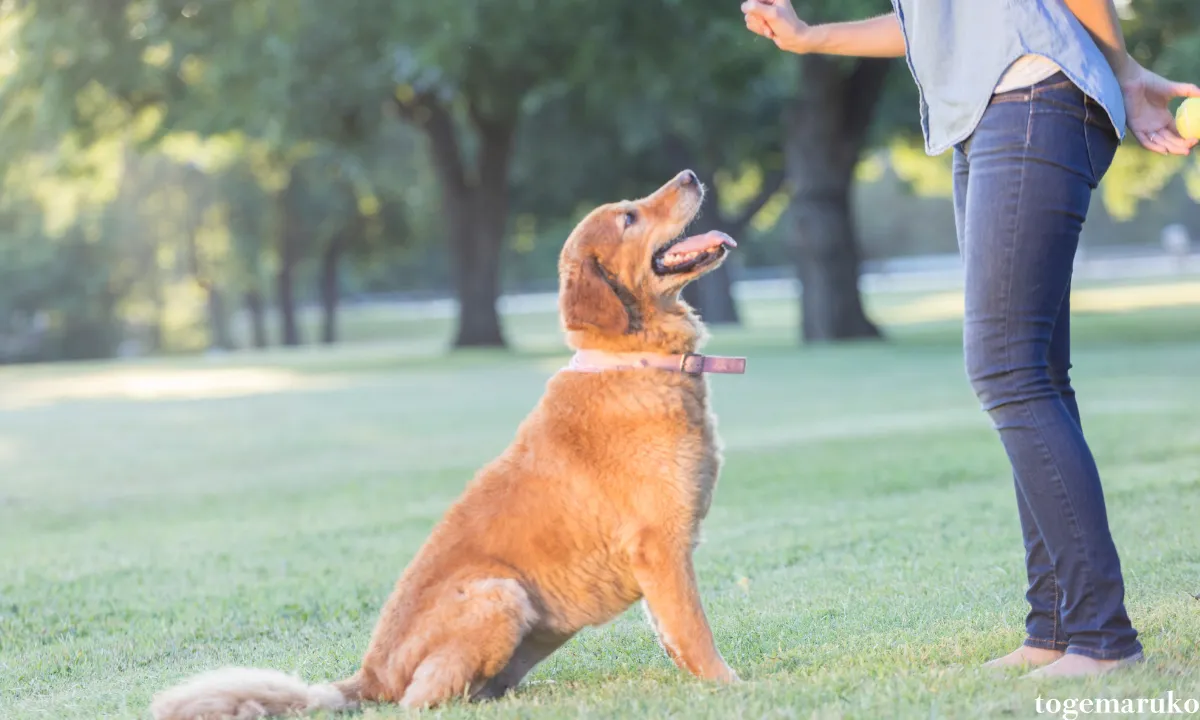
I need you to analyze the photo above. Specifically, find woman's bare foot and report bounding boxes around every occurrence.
[1023,651,1144,678]
[983,645,1065,669]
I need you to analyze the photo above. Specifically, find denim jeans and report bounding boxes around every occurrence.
[952,73,1142,660]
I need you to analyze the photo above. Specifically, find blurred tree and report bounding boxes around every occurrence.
[390,2,639,347]
[4,0,1196,363]
[303,154,368,346]
[0,0,402,348]
[0,172,141,361]
[1125,0,1200,80]
[499,1,790,326]
[173,163,239,351]
[218,161,273,349]
[276,167,309,347]
[763,0,918,342]
[544,0,917,341]
[624,7,789,327]
[1118,0,1200,212]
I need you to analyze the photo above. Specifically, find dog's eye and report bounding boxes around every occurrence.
[622,211,637,228]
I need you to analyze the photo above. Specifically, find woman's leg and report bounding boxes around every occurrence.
[954,144,1066,668]
[958,77,1142,672]
[996,291,1083,667]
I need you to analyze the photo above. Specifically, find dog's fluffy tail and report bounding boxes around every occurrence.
[150,667,362,720]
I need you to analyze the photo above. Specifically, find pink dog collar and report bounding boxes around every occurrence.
[568,350,746,375]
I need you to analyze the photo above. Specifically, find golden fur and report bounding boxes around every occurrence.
[150,170,738,720]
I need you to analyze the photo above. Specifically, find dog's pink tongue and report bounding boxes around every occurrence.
[671,231,737,254]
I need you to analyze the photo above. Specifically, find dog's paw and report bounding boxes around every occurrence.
[711,664,740,684]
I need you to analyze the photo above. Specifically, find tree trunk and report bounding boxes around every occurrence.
[278,253,301,347]
[792,193,880,340]
[149,280,165,353]
[277,269,301,346]
[206,287,234,351]
[180,191,234,351]
[450,224,506,348]
[245,289,268,349]
[453,116,513,348]
[278,172,305,347]
[683,262,741,325]
[784,56,891,343]
[320,235,343,345]
[402,95,513,349]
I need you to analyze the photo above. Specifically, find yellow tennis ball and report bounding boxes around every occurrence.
[1176,97,1200,140]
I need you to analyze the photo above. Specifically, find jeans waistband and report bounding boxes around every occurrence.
[1033,71,1071,89]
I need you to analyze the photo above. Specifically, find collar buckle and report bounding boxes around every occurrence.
[679,352,705,375]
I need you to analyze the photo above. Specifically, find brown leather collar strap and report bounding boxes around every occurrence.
[568,350,746,375]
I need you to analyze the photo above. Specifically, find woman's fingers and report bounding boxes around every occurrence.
[1136,128,1180,155]
[1169,81,1200,99]
[741,0,782,23]
[1137,114,1196,154]
[1157,124,1198,153]
[743,1,785,41]
[744,14,775,39]
[745,17,775,39]
[1157,133,1194,155]
[1134,128,1167,154]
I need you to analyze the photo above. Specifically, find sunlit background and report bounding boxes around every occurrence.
[1,2,1198,719]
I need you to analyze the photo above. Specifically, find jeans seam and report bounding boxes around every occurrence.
[1052,579,1061,645]
[1026,636,1069,650]
[1004,109,1035,643]
[1065,643,1143,661]
[1083,101,1098,186]
[1002,96,1032,366]
[993,98,1031,472]
[1025,91,1035,146]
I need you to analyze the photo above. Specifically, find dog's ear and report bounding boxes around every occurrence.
[560,256,640,335]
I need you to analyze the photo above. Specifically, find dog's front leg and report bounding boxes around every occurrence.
[629,530,738,684]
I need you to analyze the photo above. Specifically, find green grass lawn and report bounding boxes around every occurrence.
[1,282,1199,719]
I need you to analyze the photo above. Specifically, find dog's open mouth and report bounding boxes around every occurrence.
[651,231,737,276]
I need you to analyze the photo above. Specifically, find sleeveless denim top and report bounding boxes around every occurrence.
[890,0,1127,155]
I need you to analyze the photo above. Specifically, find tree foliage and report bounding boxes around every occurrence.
[0,0,1196,361]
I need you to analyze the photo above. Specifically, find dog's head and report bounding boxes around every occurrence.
[557,170,736,353]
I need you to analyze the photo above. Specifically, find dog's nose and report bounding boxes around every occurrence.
[679,170,698,187]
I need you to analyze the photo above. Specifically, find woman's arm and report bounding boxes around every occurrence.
[1063,0,1200,155]
[741,1,905,58]
[1062,0,1131,80]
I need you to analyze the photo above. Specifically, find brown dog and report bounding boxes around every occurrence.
[151,170,744,719]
